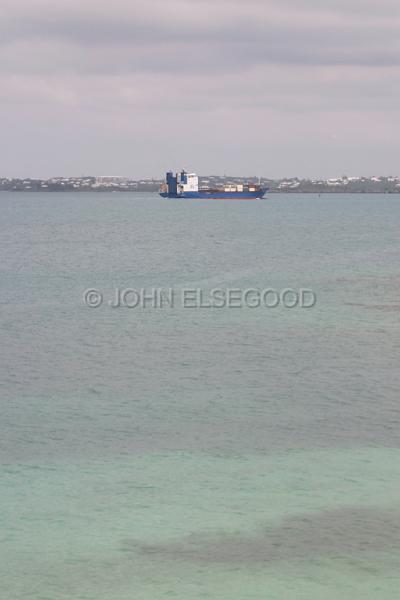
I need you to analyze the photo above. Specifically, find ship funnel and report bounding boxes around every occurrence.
[166,171,178,196]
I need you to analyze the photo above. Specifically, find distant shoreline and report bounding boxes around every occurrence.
[2,175,400,194]
[1,189,400,195]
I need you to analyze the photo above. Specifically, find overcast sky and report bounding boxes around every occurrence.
[1,0,399,178]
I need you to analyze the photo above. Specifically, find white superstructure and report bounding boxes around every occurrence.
[177,172,199,194]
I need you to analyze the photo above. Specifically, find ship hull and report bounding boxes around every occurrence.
[160,189,268,200]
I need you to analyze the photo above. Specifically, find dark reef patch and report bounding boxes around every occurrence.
[122,507,400,565]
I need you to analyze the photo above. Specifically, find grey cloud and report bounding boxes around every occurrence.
[1,0,400,66]
[271,0,400,16]
[1,0,400,177]
[1,23,400,78]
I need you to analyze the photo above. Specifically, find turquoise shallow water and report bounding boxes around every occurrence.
[1,192,399,599]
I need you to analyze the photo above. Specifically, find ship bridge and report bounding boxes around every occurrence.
[177,171,199,194]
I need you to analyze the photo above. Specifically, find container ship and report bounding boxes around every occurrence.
[159,171,267,199]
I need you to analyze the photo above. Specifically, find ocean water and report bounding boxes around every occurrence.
[0,192,399,599]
